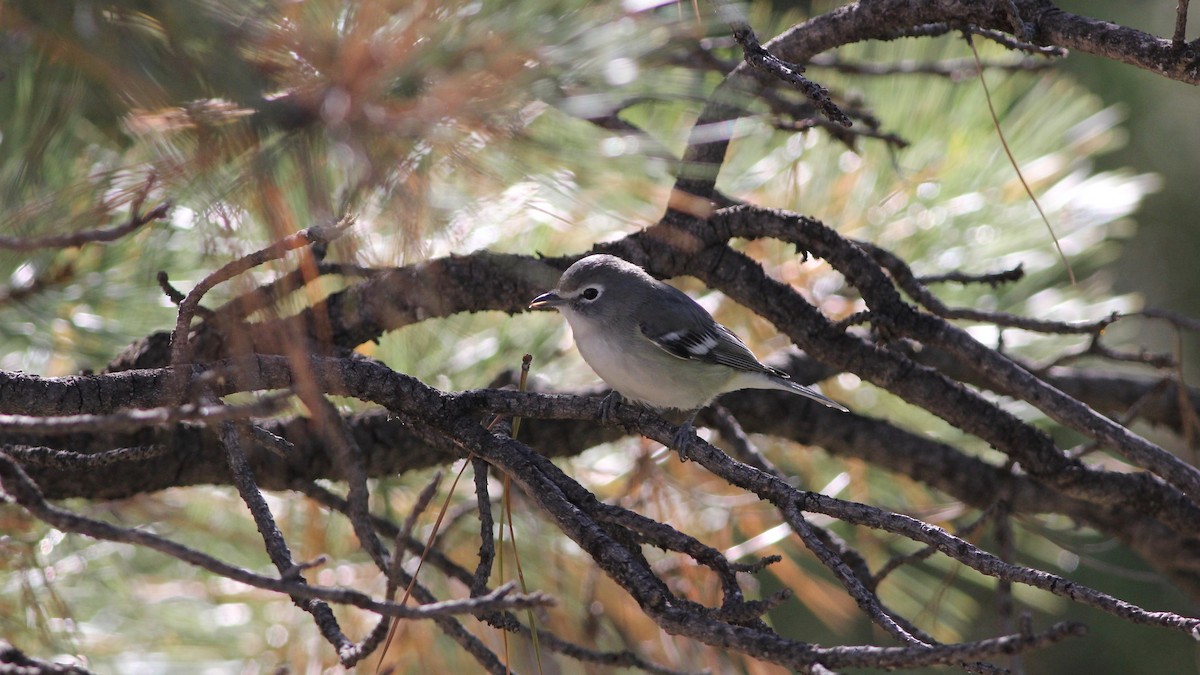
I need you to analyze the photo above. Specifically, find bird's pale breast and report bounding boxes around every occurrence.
[566,312,732,410]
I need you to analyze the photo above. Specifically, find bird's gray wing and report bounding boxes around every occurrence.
[638,286,779,376]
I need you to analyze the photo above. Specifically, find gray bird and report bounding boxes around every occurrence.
[529,254,846,456]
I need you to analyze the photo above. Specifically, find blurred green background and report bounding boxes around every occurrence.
[1059,0,1200,374]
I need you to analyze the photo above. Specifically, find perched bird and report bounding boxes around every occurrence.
[529,254,847,457]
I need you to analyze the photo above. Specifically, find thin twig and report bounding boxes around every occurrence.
[0,395,289,436]
[0,195,170,251]
[1175,0,1191,45]
[706,404,777,474]
[966,25,1066,56]
[808,53,1057,78]
[863,242,1101,333]
[0,453,552,621]
[869,503,999,590]
[367,471,444,671]
[917,265,1025,287]
[211,262,382,324]
[167,217,352,371]
[712,0,851,126]
[300,392,390,571]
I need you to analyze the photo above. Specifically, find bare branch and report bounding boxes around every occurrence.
[0,197,170,251]
[656,430,1200,638]
[719,7,850,126]
[704,206,1200,509]
[3,444,169,469]
[0,395,288,436]
[167,216,353,371]
[0,454,553,621]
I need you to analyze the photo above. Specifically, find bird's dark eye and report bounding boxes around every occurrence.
[581,287,600,301]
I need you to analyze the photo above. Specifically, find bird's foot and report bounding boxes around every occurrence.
[599,390,623,425]
[672,420,697,463]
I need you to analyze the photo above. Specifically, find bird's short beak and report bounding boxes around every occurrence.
[528,291,564,309]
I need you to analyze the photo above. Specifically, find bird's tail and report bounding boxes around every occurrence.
[777,377,849,412]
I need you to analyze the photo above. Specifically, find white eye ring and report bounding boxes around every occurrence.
[581,287,601,301]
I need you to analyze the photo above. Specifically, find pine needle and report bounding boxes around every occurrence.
[500,355,543,674]
[967,33,1075,285]
[376,458,474,672]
